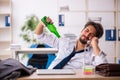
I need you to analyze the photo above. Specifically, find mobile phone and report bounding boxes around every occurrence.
[86,40,91,46]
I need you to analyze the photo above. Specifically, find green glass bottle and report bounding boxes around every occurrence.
[41,16,61,38]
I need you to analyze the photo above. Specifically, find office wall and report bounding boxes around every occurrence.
[12,0,58,43]
[12,0,120,63]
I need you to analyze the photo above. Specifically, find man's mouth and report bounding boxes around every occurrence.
[81,35,88,41]
[79,35,89,44]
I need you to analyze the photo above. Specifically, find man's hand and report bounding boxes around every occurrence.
[35,17,53,35]
[46,17,53,24]
[91,37,99,47]
[90,37,101,56]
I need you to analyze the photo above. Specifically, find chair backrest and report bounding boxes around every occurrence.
[27,44,48,69]
[27,44,56,69]
[44,44,56,69]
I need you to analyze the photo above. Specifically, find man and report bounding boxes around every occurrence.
[35,17,107,69]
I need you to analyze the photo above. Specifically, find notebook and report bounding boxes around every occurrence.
[36,69,75,75]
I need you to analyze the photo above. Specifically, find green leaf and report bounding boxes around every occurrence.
[20,14,40,43]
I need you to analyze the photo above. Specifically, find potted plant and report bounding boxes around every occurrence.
[19,14,40,60]
[20,15,39,45]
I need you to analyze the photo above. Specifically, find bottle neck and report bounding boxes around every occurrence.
[41,16,49,26]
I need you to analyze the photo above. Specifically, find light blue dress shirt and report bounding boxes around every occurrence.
[36,32,107,69]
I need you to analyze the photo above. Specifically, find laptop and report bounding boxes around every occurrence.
[36,69,76,75]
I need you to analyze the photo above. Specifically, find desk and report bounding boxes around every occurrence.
[14,48,58,60]
[17,69,120,80]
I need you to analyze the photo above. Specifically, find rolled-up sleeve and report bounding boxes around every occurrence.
[35,32,59,48]
[92,51,108,66]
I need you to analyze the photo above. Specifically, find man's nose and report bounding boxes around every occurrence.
[85,33,93,40]
[85,33,90,37]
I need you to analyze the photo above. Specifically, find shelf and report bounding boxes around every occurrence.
[0,40,11,43]
[0,0,11,1]
[58,10,115,13]
[58,10,86,13]
[0,51,12,55]
[0,13,11,15]
[0,40,11,42]
[0,14,11,28]
[0,0,11,13]
[0,42,11,50]
[0,26,11,29]
[0,0,12,58]
[0,49,12,60]
[87,11,115,13]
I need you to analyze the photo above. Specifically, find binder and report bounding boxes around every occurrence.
[5,16,10,27]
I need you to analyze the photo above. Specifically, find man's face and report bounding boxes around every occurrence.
[79,25,96,44]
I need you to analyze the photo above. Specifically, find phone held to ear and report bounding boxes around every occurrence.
[86,40,91,46]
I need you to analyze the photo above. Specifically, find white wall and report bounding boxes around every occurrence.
[12,0,58,44]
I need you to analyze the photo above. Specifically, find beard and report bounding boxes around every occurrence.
[79,35,88,45]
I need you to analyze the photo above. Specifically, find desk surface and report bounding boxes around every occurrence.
[15,48,58,54]
[18,69,120,80]
[14,48,58,60]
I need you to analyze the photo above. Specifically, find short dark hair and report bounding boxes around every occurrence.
[84,21,104,38]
